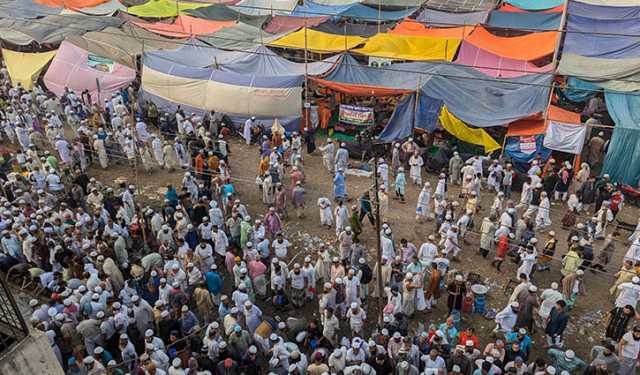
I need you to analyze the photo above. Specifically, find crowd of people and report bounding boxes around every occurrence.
[1,67,640,375]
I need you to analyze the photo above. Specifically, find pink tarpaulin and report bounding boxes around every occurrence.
[264,15,328,34]
[133,15,236,38]
[44,41,135,103]
[454,41,552,78]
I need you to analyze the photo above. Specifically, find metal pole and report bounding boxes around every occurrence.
[373,155,383,326]
[133,43,148,248]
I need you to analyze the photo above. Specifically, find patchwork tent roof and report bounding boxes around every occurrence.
[133,15,236,38]
[354,33,461,61]
[268,28,366,53]
[66,24,177,68]
[0,14,123,46]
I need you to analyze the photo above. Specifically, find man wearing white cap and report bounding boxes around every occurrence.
[494,301,519,335]
[132,294,154,333]
[318,138,335,173]
[547,348,586,374]
[615,276,640,309]
[539,282,563,320]
[346,302,366,336]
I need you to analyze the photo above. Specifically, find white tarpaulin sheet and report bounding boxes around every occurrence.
[543,121,587,154]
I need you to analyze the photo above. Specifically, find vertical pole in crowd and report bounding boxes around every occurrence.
[373,155,383,326]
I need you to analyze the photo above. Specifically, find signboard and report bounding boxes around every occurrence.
[368,56,393,68]
[339,104,374,126]
[519,136,537,154]
[88,54,114,73]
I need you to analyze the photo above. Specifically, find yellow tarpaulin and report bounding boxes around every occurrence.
[268,28,366,53]
[2,49,56,90]
[354,33,461,61]
[439,106,501,153]
[127,0,208,18]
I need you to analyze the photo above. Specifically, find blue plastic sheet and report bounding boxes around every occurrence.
[487,11,561,31]
[416,8,489,26]
[505,135,551,163]
[504,0,563,10]
[562,77,599,103]
[568,0,640,20]
[564,14,640,59]
[379,95,415,142]
[321,54,438,91]
[292,1,416,21]
[602,90,640,184]
[378,94,442,141]
[420,64,552,127]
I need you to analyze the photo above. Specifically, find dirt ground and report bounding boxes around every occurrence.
[81,137,638,360]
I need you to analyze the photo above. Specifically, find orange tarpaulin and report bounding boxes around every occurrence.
[507,105,580,136]
[389,20,475,39]
[35,0,108,8]
[499,3,564,12]
[465,26,558,61]
[133,15,236,38]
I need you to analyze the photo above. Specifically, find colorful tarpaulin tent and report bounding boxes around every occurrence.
[291,0,416,20]
[465,26,558,61]
[499,3,564,12]
[141,52,303,118]
[361,0,425,6]
[558,53,640,92]
[268,28,366,53]
[354,33,461,61]
[416,8,489,26]
[603,90,640,184]
[264,15,328,34]
[425,0,496,12]
[34,0,108,8]
[439,106,501,153]
[60,0,125,15]
[455,41,553,78]
[420,63,552,127]
[127,0,209,17]
[486,10,562,31]
[133,15,236,38]
[506,105,581,136]
[379,94,442,141]
[0,0,62,18]
[389,20,474,39]
[2,49,56,90]
[312,53,434,96]
[312,22,391,37]
[503,0,565,10]
[229,0,298,16]
[44,41,135,103]
[564,16,640,59]
[216,45,339,75]
[198,22,281,51]
[66,24,176,69]
[0,14,123,46]
[183,4,269,27]
[144,39,230,67]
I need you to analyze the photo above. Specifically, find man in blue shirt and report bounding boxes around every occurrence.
[205,264,223,305]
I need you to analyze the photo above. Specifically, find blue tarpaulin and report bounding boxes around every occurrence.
[416,8,489,26]
[564,13,640,59]
[487,11,561,31]
[603,90,640,184]
[505,135,551,163]
[504,0,563,10]
[292,1,416,20]
[419,64,552,127]
[568,0,640,20]
[562,77,598,103]
[378,94,442,141]
[318,54,437,93]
